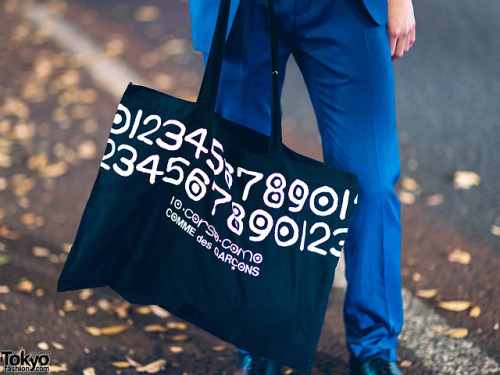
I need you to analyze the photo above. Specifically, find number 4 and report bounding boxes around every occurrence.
[185,128,209,159]
[136,154,164,184]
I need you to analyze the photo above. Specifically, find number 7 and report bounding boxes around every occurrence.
[237,167,263,201]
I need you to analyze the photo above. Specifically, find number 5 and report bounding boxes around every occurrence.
[162,157,190,186]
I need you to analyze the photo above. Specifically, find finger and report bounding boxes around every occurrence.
[389,33,398,58]
[392,37,406,61]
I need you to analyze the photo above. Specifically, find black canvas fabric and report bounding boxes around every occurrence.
[57,0,358,372]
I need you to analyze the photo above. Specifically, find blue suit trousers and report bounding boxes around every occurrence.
[203,0,403,362]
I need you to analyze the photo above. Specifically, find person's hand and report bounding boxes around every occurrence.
[387,0,416,61]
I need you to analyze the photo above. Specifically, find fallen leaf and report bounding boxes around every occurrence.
[78,289,93,301]
[84,326,102,336]
[397,190,415,205]
[0,256,9,267]
[166,322,187,330]
[77,140,97,159]
[136,359,167,373]
[0,227,20,240]
[149,305,170,318]
[111,362,132,369]
[424,193,443,207]
[35,288,45,297]
[97,299,111,311]
[114,301,131,318]
[144,324,167,333]
[83,367,96,375]
[134,6,160,22]
[494,322,499,330]
[490,225,500,237]
[64,299,78,312]
[453,171,481,189]
[412,272,421,282]
[211,346,226,352]
[400,176,420,193]
[0,303,7,311]
[52,342,64,350]
[39,161,68,178]
[99,325,129,335]
[62,243,73,253]
[125,356,143,368]
[37,342,49,350]
[0,286,10,294]
[416,289,438,299]
[170,334,188,342]
[443,328,468,338]
[447,248,471,265]
[25,326,35,334]
[86,306,98,315]
[438,301,472,312]
[33,246,51,257]
[16,279,35,293]
[47,364,68,372]
[134,306,152,315]
[169,346,183,354]
[469,306,481,318]
[399,360,412,368]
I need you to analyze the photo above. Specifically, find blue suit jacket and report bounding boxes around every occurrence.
[189,0,387,53]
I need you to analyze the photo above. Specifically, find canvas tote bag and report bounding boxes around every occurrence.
[57,0,358,372]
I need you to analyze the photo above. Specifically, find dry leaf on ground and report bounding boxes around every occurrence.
[416,289,438,299]
[453,171,481,189]
[443,328,469,338]
[136,359,167,373]
[438,301,472,312]
[469,306,481,318]
[447,248,471,265]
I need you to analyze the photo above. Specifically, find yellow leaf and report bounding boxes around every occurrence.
[469,306,481,318]
[453,171,481,189]
[171,334,188,342]
[52,341,64,350]
[397,190,415,205]
[134,6,160,22]
[33,246,51,257]
[149,305,170,318]
[16,278,35,293]
[37,342,49,350]
[84,326,102,336]
[77,140,97,160]
[39,161,68,178]
[211,346,226,352]
[438,301,472,312]
[136,359,167,373]
[400,176,420,193]
[134,306,152,315]
[166,322,187,330]
[169,346,183,353]
[490,225,500,237]
[110,361,131,369]
[78,289,93,301]
[424,193,443,207]
[412,272,421,282]
[83,367,96,375]
[99,325,128,335]
[447,248,471,265]
[47,364,68,372]
[416,289,438,299]
[144,324,167,333]
[443,328,468,338]
[0,286,10,293]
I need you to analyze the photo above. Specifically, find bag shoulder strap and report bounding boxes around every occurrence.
[197,0,283,155]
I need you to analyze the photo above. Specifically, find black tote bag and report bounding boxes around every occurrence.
[57,0,358,372]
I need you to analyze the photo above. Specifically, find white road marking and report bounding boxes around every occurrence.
[23,3,500,374]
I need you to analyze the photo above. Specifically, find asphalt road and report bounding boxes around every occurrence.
[0,0,498,374]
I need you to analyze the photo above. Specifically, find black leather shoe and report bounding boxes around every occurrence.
[349,357,403,375]
[234,352,283,375]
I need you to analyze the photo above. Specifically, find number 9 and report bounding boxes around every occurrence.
[288,179,309,212]
[248,209,274,242]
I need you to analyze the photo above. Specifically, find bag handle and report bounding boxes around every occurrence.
[197,0,283,155]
